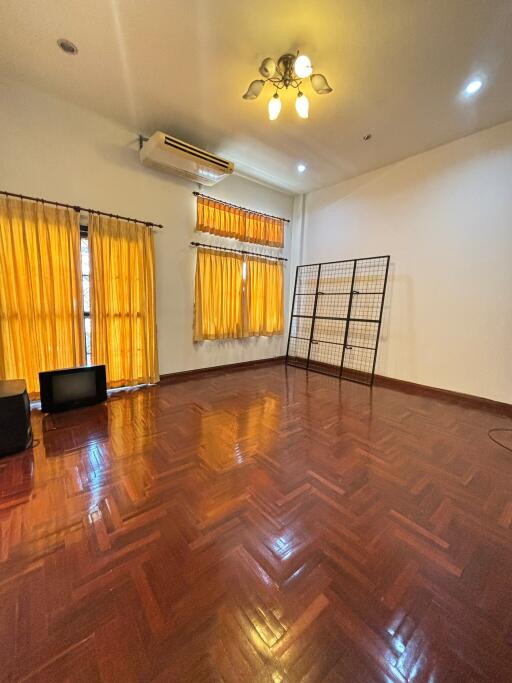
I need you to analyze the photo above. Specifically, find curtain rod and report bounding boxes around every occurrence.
[192,191,290,223]
[0,189,164,229]
[190,241,287,262]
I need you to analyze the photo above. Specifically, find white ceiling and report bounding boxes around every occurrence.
[1,0,511,194]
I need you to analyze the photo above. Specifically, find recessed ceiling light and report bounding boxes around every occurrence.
[297,163,307,173]
[57,39,78,55]
[464,78,483,96]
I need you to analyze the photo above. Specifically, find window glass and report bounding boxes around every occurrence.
[80,235,92,364]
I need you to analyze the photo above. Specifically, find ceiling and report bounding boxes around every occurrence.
[1,0,511,194]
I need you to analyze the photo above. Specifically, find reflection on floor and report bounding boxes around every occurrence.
[1,361,512,681]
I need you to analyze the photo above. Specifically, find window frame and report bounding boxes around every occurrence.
[80,224,92,365]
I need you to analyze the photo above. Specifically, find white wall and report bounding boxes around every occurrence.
[304,120,512,404]
[0,79,296,375]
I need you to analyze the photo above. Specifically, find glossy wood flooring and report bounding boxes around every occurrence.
[1,363,512,682]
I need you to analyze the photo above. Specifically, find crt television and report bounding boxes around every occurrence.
[39,365,107,413]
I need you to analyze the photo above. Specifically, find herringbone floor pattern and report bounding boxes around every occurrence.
[1,363,512,682]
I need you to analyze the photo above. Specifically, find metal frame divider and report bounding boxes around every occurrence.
[305,265,322,369]
[338,260,357,378]
[284,266,300,362]
[370,257,391,381]
[285,255,390,386]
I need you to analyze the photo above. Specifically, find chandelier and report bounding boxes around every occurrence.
[242,52,333,121]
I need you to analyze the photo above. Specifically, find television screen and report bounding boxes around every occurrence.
[39,365,107,413]
[52,370,97,403]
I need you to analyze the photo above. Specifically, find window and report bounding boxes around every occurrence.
[0,196,85,394]
[80,229,92,365]
[193,248,284,341]
[86,214,159,387]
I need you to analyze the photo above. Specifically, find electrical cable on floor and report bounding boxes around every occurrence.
[488,429,512,453]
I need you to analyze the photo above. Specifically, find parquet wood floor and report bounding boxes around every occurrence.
[1,363,512,682]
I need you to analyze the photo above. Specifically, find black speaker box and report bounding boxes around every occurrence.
[0,380,33,456]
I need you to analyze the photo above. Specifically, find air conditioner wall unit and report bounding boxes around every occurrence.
[140,132,234,186]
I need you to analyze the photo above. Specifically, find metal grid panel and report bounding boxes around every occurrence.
[351,293,382,321]
[296,264,319,294]
[286,336,309,367]
[287,315,312,368]
[318,261,354,294]
[309,340,343,376]
[346,321,379,349]
[293,294,315,317]
[308,317,347,376]
[341,345,375,383]
[354,257,388,294]
[313,318,346,344]
[290,316,313,340]
[286,255,390,385]
[316,294,349,319]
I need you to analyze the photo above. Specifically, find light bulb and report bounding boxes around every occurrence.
[268,93,281,120]
[295,92,309,119]
[464,78,483,95]
[294,54,312,78]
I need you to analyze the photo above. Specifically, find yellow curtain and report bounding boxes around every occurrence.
[89,214,158,388]
[0,196,84,396]
[245,257,284,336]
[196,196,284,248]
[194,248,244,341]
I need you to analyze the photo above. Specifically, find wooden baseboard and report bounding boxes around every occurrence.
[373,374,512,417]
[159,356,285,383]
[286,358,511,416]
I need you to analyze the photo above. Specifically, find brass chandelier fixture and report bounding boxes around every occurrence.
[242,51,333,121]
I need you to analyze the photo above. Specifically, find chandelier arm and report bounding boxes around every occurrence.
[265,76,303,90]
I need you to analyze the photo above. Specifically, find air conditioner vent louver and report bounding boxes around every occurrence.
[140,132,234,186]
[163,137,232,169]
